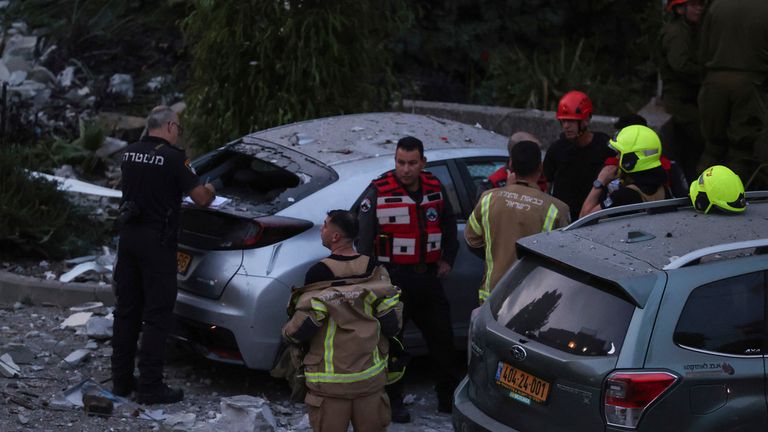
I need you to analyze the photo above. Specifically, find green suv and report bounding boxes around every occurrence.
[454,192,768,432]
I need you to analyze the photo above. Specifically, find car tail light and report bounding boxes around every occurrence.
[467,306,483,365]
[604,371,678,429]
[179,211,312,250]
[239,216,313,249]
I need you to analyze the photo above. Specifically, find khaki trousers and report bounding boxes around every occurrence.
[306,391,390,432]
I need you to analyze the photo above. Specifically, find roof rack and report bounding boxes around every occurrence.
[663,238,768,270]
[564,191,768,231]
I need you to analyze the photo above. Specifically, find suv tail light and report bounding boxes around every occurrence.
[604,371,678,429]
[179,211,312,250]
[467,306,482,364]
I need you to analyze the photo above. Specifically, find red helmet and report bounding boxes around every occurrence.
[666,0,688,10]
[556,91,593,120]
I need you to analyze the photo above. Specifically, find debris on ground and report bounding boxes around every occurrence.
[60,312,93,328]
[0,304,451,431]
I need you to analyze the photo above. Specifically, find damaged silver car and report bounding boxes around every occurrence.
[172,112,508,369]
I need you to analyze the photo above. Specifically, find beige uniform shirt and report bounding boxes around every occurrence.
[465,181,570,303]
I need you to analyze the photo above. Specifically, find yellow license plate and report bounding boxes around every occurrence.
[177,251,191,275]
[495,362,550,403]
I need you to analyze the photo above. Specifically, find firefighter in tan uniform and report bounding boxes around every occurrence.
[465,140,570,303]
[282,210,402,432]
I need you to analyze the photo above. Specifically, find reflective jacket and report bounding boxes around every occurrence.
[465,181,570,303]
[372,171,444,265]
[282,260,402,398]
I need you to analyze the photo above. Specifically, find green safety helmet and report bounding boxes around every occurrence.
[689,165,746,214]
[608,125,662,173]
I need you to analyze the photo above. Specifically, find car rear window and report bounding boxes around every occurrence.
[190,141,337,214]
[491,257,635,357]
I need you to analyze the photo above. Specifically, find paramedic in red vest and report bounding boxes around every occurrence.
[357,136,459,423]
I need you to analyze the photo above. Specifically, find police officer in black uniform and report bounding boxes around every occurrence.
[357,136,459,422]
[112,106,215,404]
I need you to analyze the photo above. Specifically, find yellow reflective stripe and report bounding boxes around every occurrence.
[468,211,482,233]
[310,299,327,313]
[305,357,387,383]
[376,294,400,313]
[481,194,494,296]
[373,345,381,364]
[364,292,377,317]
[479,289,490,302]
[323,318,336,374]
[542,203,558,232]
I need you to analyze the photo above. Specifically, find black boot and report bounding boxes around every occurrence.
[437,392,453,414]
[390,397,412,423]
[112,376,137,397]
[137,384,184,404]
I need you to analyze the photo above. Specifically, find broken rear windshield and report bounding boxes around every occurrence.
[190,139,338,215]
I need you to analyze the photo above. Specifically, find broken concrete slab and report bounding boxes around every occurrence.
[0,353,21,378]
[215,395,277,432]
[8,69,27,85]
[58,261,110,283]
[69,301,103,312]
[1,34,37,67]
[27,65,57,86]
[57,65,75,88]
[59,311,93,328]
[2,343,35,364]
[107,73,134,100]
[164,412,197,431]
[62,348,91,368]
[94,136,128,159]
[98,111,146,134]
[85,316,113,340]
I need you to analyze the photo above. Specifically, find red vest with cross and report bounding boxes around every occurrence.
[372,171,444,265]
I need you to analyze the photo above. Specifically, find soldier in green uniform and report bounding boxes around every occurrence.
[698,0,768,190]
[660,0,705,183]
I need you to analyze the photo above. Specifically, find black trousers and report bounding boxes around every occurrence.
[111,224,177,392]
[386,264,459,402]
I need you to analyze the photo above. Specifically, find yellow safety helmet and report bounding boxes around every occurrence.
[689,165,746,214]
[608,125,662,173]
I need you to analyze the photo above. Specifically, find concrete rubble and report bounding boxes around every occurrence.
[0,353,21,378]
[0,303,452,431]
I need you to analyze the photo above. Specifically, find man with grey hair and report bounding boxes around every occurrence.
[112,105,215,404]
[479,131,548,195]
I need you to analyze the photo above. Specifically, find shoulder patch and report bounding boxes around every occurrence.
[360,198,372,213]
[426,206,438,222]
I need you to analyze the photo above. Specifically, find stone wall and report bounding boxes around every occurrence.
[396,99,672,150]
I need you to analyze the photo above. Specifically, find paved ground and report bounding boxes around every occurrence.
[0,302,456,431]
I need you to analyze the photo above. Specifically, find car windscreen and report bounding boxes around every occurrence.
[190,140,338,215]
[490,256,635,357]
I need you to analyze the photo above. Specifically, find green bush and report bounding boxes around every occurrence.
[397,0,663,115]
[0,149,109,259]
[182,0,412,153]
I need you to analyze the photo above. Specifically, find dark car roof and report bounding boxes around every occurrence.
[242,112,508,166]
[518,197,768,306]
